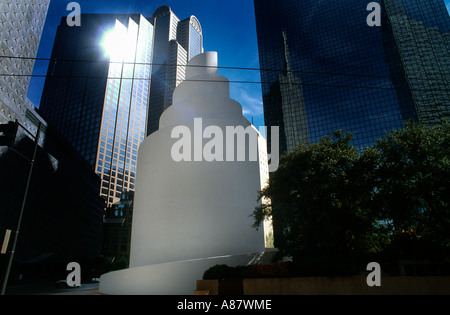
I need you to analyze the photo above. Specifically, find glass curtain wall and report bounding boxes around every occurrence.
[96,16,153,207]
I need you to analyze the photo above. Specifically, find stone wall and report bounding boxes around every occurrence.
[196,276,450,295]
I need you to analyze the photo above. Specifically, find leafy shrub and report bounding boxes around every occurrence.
[203,263,296,280]
[203,264,243,280]
[203,259,359,280]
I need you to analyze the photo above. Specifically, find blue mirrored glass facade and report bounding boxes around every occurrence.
[254,0,450,154]
[39,14,153,207]
[97,16,153,206]
[189,24,202,60]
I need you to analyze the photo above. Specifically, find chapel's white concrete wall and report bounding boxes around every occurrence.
[130,52,265,267]
[100,52,267,294]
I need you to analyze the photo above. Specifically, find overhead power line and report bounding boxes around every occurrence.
[0,72,449,94]
[1,54,450,84]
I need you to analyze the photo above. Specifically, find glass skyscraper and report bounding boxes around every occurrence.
[97,15,153,207]
[39,14,152,207]
[39,7,203,207]
[146,5,203,136]
[254,0,450,155]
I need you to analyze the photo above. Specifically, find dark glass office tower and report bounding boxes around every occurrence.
[39,14,133,169]
[39,14,153,207]
[254,0,450,155]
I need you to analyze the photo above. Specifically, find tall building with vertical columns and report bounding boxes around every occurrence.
[39,7,203,207]
[146,5,203,136]
[39,14,153,207]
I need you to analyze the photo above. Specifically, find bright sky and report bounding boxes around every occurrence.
[27,0,265,130]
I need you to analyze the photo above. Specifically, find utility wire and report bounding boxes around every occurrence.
[1,55,449,84]
[0,72,448,93]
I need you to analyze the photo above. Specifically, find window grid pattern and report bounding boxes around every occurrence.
[96,16,152,207]
[254,0,449,154]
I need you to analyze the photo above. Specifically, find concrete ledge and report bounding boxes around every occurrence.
[196,280,219,295]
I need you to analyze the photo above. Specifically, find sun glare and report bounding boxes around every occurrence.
[101,23,130,60]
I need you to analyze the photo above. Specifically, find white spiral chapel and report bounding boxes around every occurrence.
[99,52,270,295]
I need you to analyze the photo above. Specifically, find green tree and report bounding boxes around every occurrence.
[253,122,450,274]
[253,131,388,273]
[374,122,450,255]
